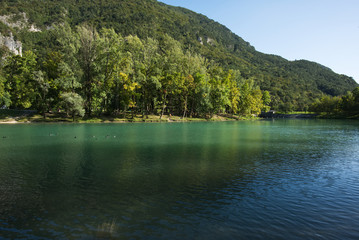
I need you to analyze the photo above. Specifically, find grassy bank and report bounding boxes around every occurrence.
[0,110,258,123]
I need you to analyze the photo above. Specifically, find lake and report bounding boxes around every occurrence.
[1,120,359,239]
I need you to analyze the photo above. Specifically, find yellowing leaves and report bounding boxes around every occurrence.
[123,82,140,91]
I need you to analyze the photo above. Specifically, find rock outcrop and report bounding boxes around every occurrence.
[0,12,41,56]
[0,32,22,56]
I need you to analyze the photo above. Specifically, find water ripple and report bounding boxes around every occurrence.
[1,120,359,239]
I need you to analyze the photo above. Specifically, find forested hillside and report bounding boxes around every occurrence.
[0,0,357,116]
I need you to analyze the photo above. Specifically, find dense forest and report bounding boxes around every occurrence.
[0,0,358,118]
[309,87,359,118]
[1,24,271,119]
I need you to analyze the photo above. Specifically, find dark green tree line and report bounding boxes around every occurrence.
[0,25,271,119]
[309,87,359,117]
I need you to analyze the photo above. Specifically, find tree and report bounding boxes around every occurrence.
[158,35,184,118]
[352,87,359,102]
[3,51,38,109]
[112,71,140,117]
[55,61,82,93]
[208,65,230,116]
[55,22,81,74]
[77,24,100,116]
[141,37,162,116]
[0,69,11,108]
[238,79,264,115]
[262,90,271,112]
[41,51,63,109]
[124,35,146,116]
[177,74,194,118]
[223,70,241,114]
[249,89,264,115]
[60,92,85,121]
[33,70,50,118]
[310,95,341,113]
[179,50,207,117]
[341,93,354,112]
[191,73,211,117]
[94,28,127,114]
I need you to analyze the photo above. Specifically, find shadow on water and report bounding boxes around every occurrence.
[0,120,359,239]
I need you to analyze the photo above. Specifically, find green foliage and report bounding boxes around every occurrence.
[0,0,357,115]
[60,92,85,121]
[3,50,38,109]
[0,22,11,36]
[309,87,359,117]
[0,25,270,119]
[0,69,11,107]
[33,70,50,116]
[262,91,271,112]
[238,79,264,115]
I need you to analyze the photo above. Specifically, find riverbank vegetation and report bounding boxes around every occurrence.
[309,87,359,119]
[0,0,358,117]
[0,111,256,123]
[0,24,271,121]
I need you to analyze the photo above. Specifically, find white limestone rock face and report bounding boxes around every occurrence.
[206,37,215,46]
[0,12,41,56]
[197,36,203,45]
[29,24,41,32]
[0,32,22,56]
[0,13,28,29]
[0,13,42,32]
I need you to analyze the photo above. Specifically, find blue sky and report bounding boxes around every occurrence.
[159,0,359,82]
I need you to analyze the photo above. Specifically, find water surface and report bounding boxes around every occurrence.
[0,120,359,239]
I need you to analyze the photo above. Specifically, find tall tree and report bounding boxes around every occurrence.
[141,37,162,116]
[33,70,50,118]
[61,92,85,121]
[77,24,100,116]
[124,35,146,116]
[262,90,272,112]
[158,35,184,118]
[96,28,127,114]
[238,79,264,115]
[208,65,230,116]
[3,51,38,109]
[0,69,11,108]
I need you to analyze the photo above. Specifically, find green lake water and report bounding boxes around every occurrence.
[0,120,359,239]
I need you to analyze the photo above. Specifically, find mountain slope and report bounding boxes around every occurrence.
[0,0,357,110]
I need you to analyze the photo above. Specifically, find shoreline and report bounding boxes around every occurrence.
[4,112,352,124]
[0,120,18,124]
[0,114,251,124]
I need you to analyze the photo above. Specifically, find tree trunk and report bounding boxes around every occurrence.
[190,98,195,118]
[115,82,119,112]
[182,96,187,119]
[42,92,47,119]
[160,93,167,120]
